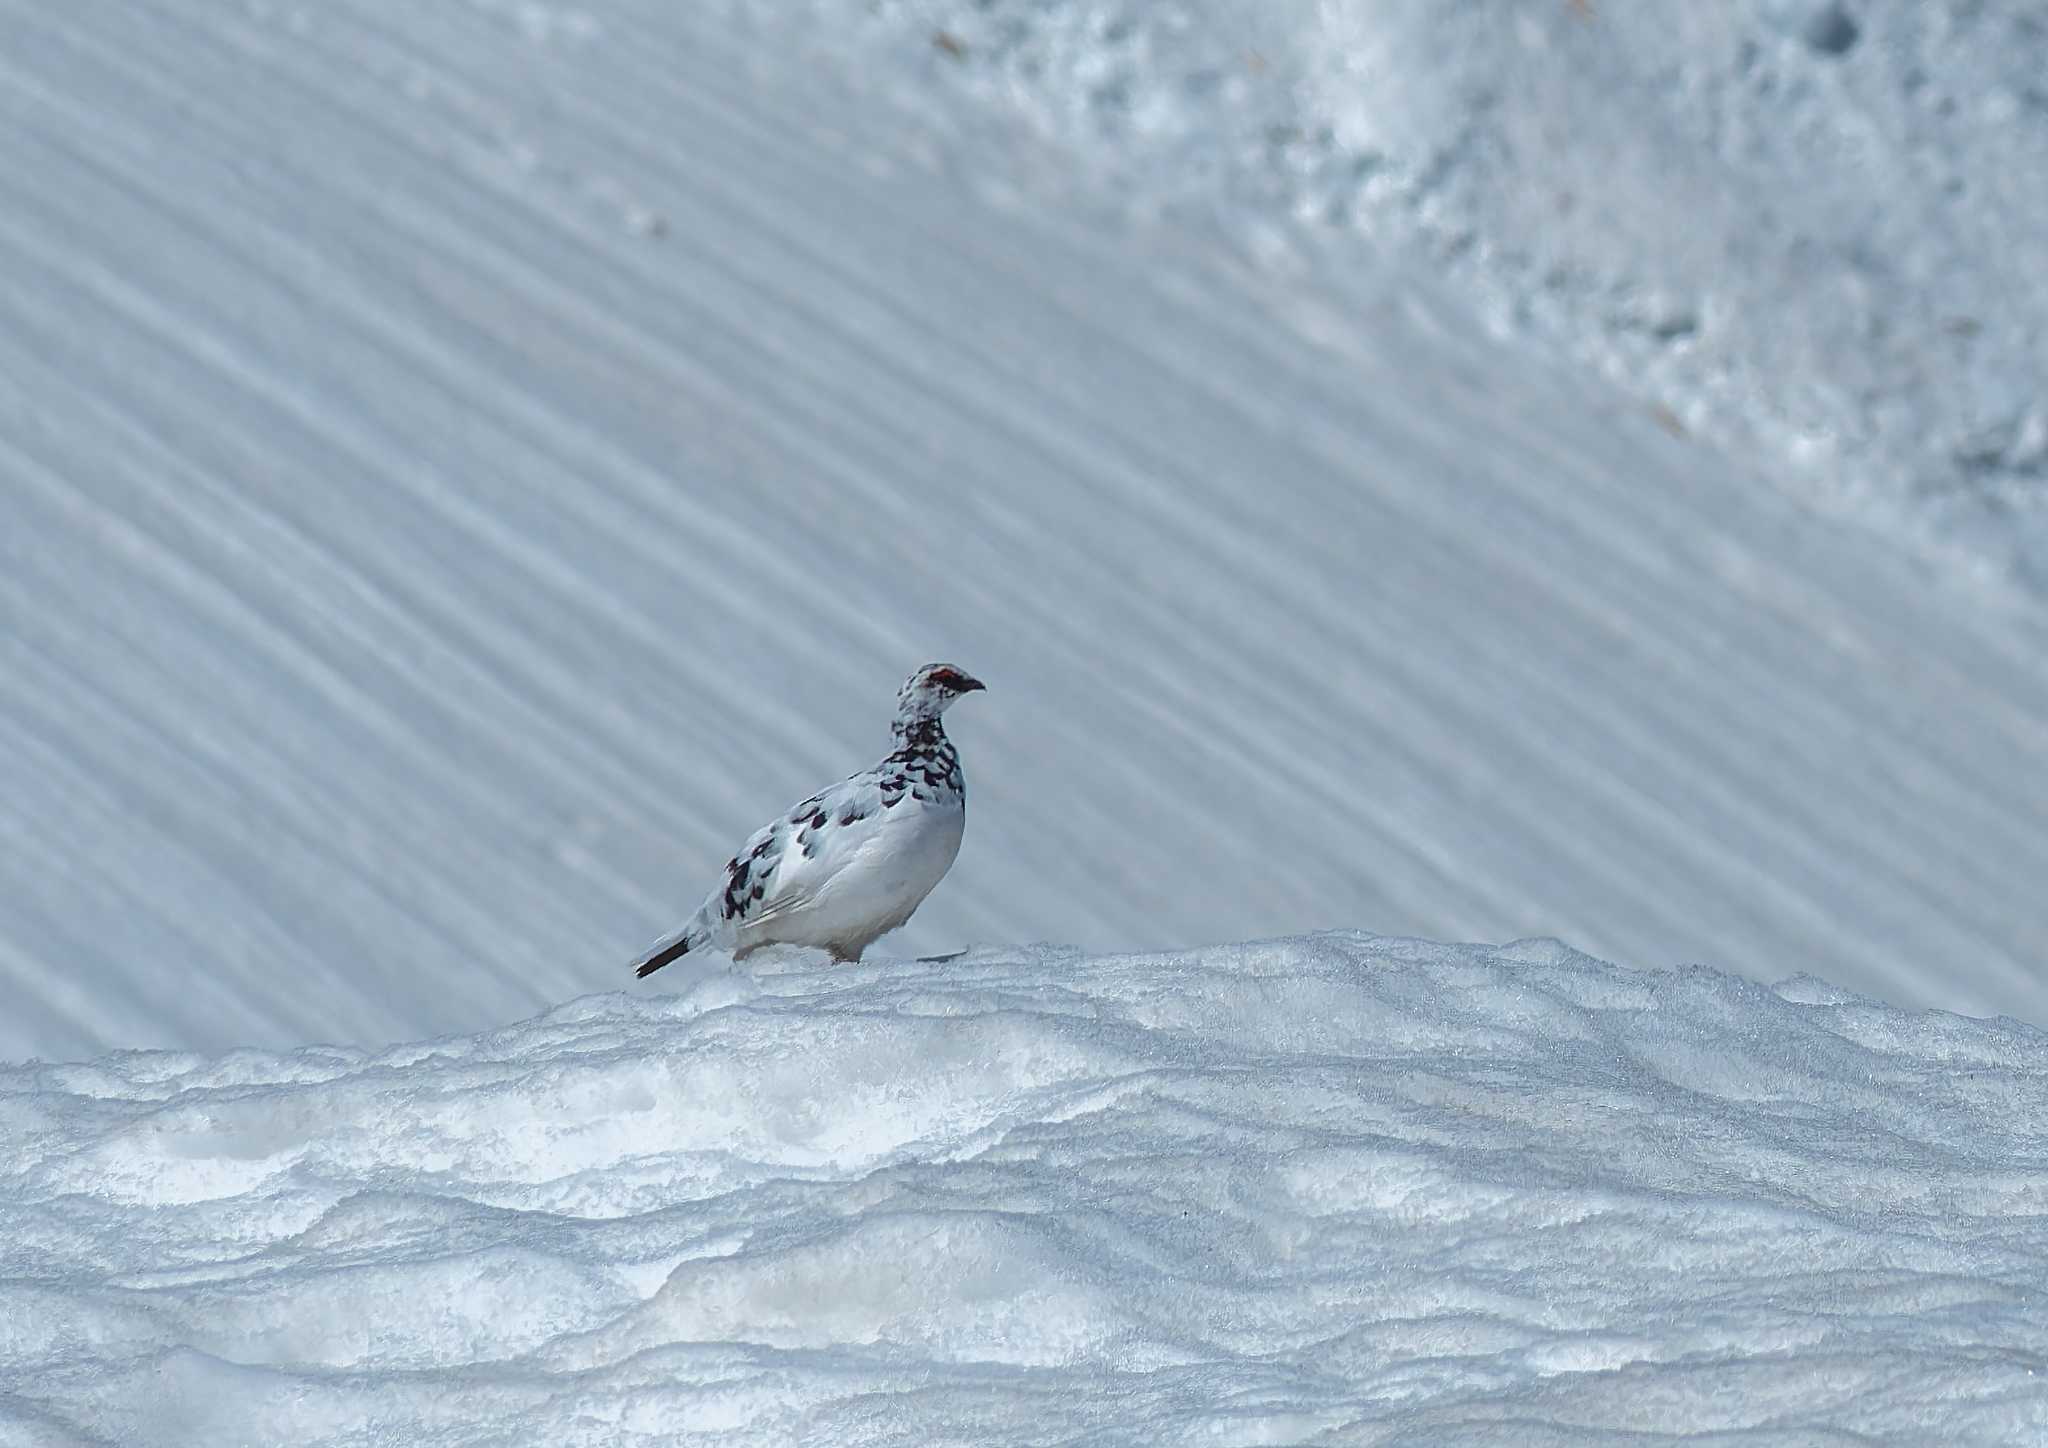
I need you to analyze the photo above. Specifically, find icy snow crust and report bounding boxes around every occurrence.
[2,936,2044,1445]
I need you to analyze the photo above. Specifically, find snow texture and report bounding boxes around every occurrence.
[2,935,2044,1445]
[853,0,2048,586]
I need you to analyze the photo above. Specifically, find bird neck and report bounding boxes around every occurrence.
[891,713,948,751]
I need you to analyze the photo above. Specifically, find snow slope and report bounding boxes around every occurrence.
[4,1,2048,1062]
[853,0,2048,585]
[4,936,2045,1445]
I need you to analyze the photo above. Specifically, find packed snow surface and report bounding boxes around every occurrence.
[4,0,2048,1063]
[3,936,2044,1445]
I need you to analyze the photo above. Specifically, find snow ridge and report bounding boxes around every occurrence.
[3,935,2043,1445]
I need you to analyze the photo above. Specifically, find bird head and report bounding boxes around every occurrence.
[897,663,986,722]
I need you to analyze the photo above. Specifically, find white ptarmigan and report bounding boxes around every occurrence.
[632,664,985,978]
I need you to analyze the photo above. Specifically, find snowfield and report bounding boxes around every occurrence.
[852,0,2048,584]
[5,2,2048,1063]
[3,936,2044,1445]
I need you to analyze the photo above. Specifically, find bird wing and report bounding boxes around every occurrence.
[636,767,899,977]
[713,770,892,929]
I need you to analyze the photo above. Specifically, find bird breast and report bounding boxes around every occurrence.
[827,795,965,919]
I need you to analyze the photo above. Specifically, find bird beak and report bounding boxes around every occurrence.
[959,675,986,693]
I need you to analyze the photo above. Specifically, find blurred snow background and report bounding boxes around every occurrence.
[1,0,2046,1064]
[4,935,2044,1444]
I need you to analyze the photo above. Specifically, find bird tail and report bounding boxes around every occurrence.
[632,913,713,979]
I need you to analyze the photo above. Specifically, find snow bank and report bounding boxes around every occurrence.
[845,0,2048,585]
[5,935,2043,1444]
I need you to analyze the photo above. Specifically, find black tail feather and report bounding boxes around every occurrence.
[634,936,692,979]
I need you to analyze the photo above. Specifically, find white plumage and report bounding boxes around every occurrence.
[633,664,985,977]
